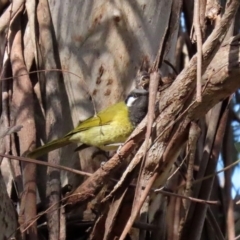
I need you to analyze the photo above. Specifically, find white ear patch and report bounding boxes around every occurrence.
[126,96,137,107]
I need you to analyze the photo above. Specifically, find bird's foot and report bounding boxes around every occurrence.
[116,144,124,155]
[100,161,106,168]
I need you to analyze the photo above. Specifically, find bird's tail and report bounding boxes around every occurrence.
[27,137,71,159]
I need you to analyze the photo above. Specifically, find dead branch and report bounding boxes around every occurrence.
[182,99,230,240]
[10,12,37,238]
[0,153,92,177]
[183,122,201,213]
[154,189,219,205]
[223,116,235,239]
[37,0,65,238]
[194,0,203,102]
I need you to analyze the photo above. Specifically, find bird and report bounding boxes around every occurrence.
[27,89,149,158]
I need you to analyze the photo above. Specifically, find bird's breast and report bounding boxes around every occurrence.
[69,108,134,150]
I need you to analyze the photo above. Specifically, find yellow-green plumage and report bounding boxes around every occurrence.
[28,102,134,158]
[67,102,134,149]
[28,89,149,159]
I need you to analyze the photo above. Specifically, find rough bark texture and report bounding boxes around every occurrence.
[10,14,37,238]
[0,171,18,240]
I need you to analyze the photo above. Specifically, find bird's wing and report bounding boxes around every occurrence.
[65,102,125,137]
[67,116,111,135]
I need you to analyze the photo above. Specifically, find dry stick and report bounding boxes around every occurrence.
[150,63,216,151]
[119,119,189,240]
[59,206,66,240]
[15,174,219,240]
[194,0,203,102]
[187,100,230,240]
[101,138,148,203]
[133,73,159,210]
[10,13,38,238]
[120,172,159,240]
[184,123,201,209]
[201,0,239,56]
[37,0,64,237]
[25,0,37,68]
[0,0,13,180]
[102,187,129,240]
[0,57,10,160]
[165,153,188,183]
[0,154,92,177]
[189,102,223,223]
[0,125,23,139]
[154,189,219,205]
[0,57,24,199]
[130,20,169,239]
[179,122,201,236]
[223,119,235,240]
[206,209,225,240]
[192,158,240,185]
[128,55,159,240]
[5,1,14,56]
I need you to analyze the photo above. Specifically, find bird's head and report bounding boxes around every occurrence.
[125,89,149,126]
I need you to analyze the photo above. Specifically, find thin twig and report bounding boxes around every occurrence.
[183,122,201,211]
[154,189,219,205]
[119,172,159,240]
[0,68,98,116]
[0,125,23,139]
[167,154,188,182]
[163,59,178,75]
[0,154,92,177]
[192,158,240,185]
[194,0,203,102]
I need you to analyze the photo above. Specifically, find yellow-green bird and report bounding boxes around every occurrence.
[28,89,148,158]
